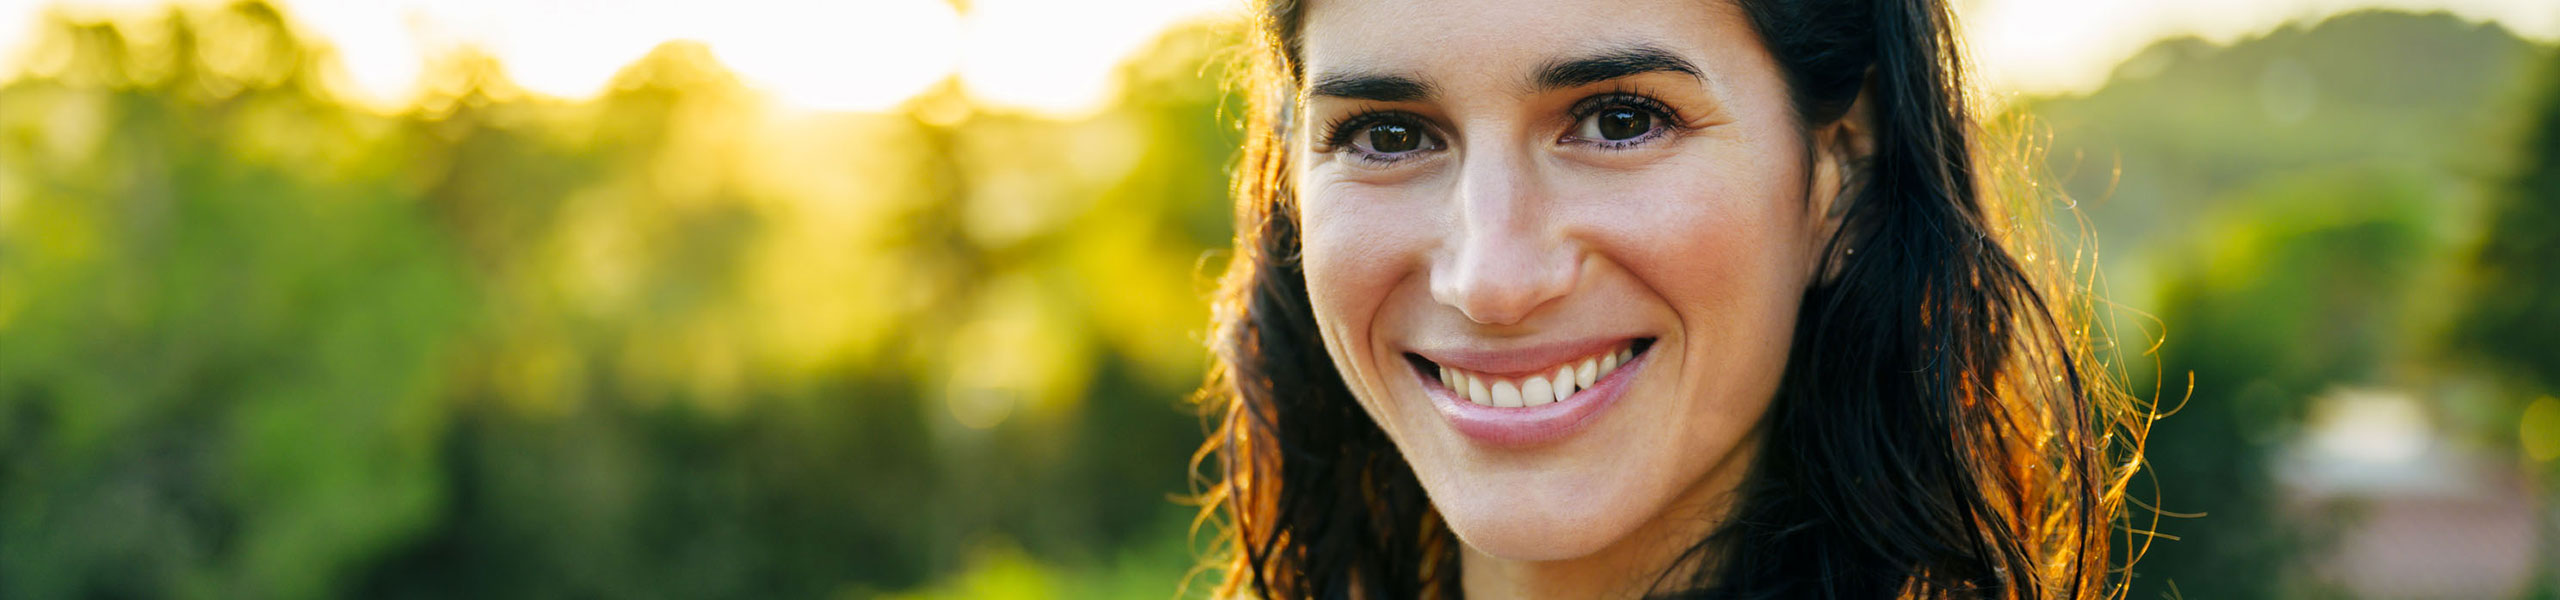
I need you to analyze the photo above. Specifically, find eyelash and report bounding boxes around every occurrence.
[1318,110,1438,166]
[1564,91,1686,149]
[1314,89,1688,165]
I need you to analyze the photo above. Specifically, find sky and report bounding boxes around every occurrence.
[1966,0,2558,94]
[0,0,2553,116]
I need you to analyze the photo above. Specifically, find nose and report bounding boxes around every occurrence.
[1430,149,1579,325]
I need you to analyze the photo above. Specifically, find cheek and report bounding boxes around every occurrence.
[1297,180,1441,407]
[1582,141,1813,298]
[1579,133,1814,404]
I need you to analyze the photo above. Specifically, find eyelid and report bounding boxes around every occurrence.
[1559,90,1691,148]
[1319,109,1431,147]
[1316,109,1446,166]
[1566,91,1686,126]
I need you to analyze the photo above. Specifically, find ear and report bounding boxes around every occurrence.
[1806,84,1876,283]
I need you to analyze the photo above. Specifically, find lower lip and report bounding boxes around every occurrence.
[1420,350,1650,448]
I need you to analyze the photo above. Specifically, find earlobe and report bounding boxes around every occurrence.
[1807,87,1876,283]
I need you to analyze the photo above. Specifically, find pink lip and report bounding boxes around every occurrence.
[1411,337,1638,379]
[1414,343,1651,448]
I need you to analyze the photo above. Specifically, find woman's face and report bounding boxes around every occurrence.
[1296,0,1841,564]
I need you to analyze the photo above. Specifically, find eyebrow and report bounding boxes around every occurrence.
[1303,43,1704,102]
[1534,44,1705,91]
[1308,71,1435,102]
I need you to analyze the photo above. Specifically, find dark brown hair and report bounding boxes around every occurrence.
[1191,0,2153,597]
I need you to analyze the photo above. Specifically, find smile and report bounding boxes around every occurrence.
[1406,338,1656,447]
[1430,341,1641,407]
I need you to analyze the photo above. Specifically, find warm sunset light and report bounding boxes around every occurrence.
[4,0,2557,596]
[1965,0,2560,94]
[264,0,969,111]
[0,0,1233,115]
[956,0,1234,115]
[1,0,2550,111]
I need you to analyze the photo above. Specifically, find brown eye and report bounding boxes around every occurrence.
[1366,123,1422,153]
[1568,94,1678,146]
[1324,112,1441,163]
[1594,109,1650,141]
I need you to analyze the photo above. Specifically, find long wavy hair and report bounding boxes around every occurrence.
[1190,0,2154,597]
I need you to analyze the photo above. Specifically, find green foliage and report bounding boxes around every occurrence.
[2026,10,2543,261]
[2021,10,2560,597]
[2132,166,2449,595]
[2455,45,2560,597]
[1,1,2553,598]
[0,2,1239,598]
[2458,49,2560,395]
[0,5,468,597]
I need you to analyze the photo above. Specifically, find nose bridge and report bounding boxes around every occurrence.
[1434,147,1578,325]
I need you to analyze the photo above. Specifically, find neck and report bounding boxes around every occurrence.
[1457,430,1761,599]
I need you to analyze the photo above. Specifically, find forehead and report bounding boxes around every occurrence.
[1296,0,1754,85]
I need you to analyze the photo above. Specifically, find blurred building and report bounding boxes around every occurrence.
[2277,388,2544,597]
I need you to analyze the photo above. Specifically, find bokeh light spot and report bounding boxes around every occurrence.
[2523,396,2560,462]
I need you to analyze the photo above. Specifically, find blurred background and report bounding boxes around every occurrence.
[0,0,2552,597]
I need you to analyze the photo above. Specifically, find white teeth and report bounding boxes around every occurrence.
[1521,376,1554,407]
[1491,380,1523,408]
[1434,342,1640,408]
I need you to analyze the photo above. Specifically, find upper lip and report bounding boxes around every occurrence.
[1408,336,1648,378]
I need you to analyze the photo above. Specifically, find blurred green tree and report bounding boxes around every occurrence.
[2457,34,2560,413]
[0,4,469,597]
[0,1,1243,598]
[5,1,2551,598]
[2132,167,2446,596]
[2020,10,2556,597]
[2453,47,2560,597]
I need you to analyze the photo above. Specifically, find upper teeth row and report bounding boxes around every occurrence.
[1437,344,1635,408]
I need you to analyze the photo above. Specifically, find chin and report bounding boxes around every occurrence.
[1439,498,1632,562]
[1418,457,1657,562]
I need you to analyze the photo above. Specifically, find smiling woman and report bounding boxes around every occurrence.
[1193,0,2149,598]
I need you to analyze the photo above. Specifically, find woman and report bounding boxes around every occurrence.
[1195,0,2151,597]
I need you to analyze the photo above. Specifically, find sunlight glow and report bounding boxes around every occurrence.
[282,0,420,107]
[958,0,1234,117]
[1966,0,2560,94]
[0,0,2552,111]
[293,0,969,111]
[705,0,959,112]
